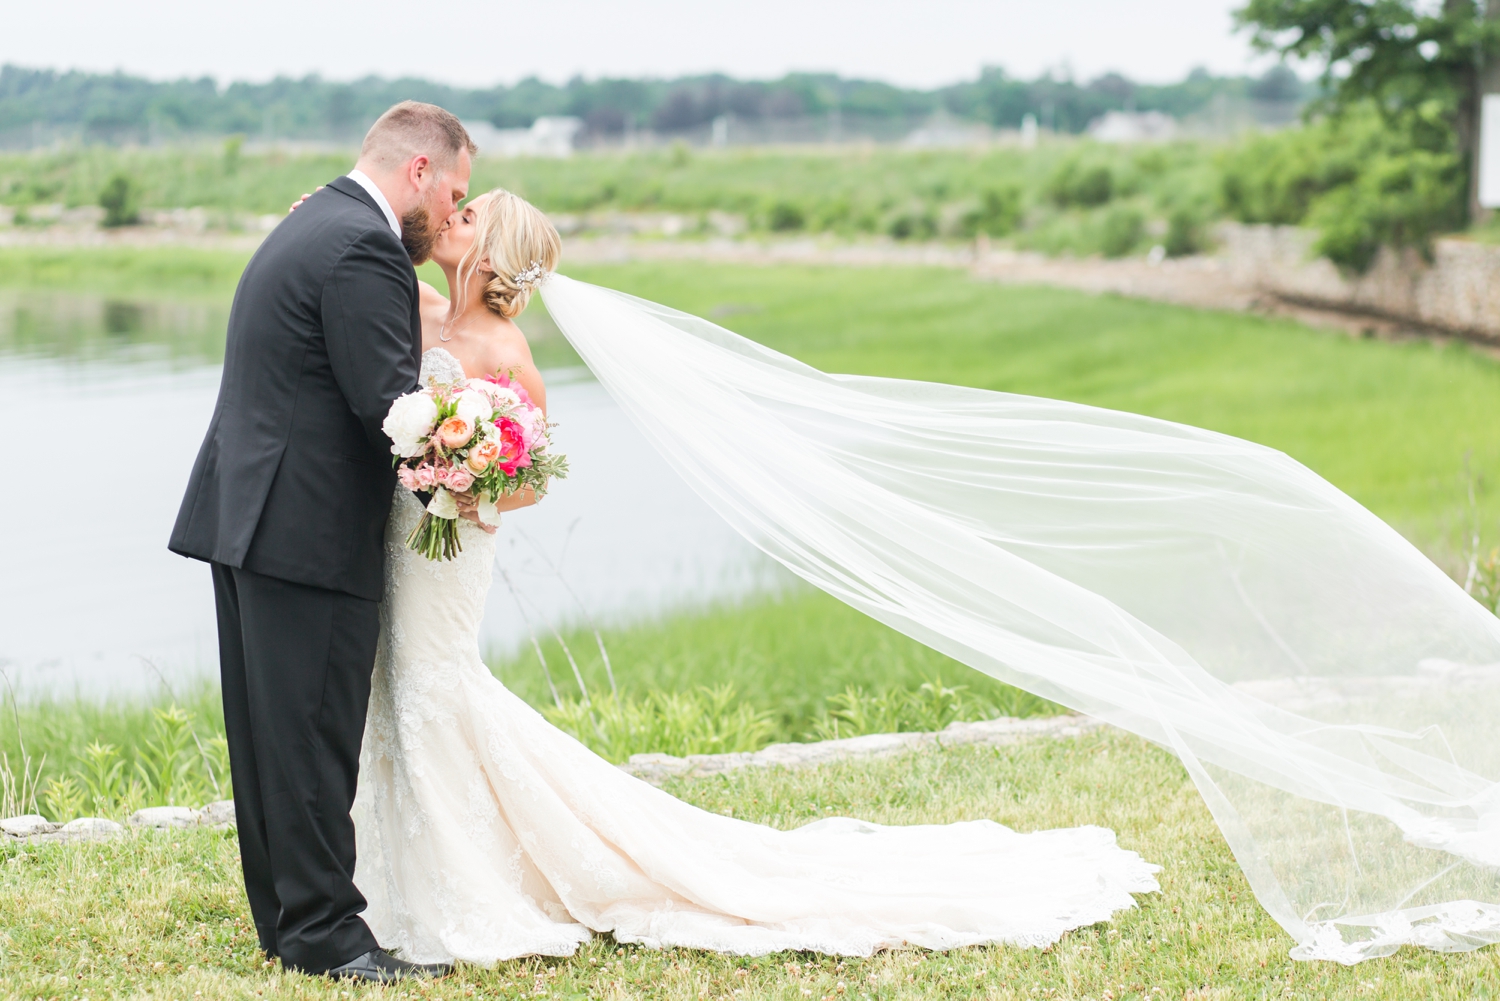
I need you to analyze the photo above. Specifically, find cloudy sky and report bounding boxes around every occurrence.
[3,0,1275,88]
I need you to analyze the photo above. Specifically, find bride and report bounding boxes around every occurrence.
[348,189,1161,972]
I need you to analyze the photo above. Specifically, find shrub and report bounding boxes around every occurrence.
[888,208,937,240]
[1101,206,1145,257]
[98,173,140,227]
[1164,206,1205,257]
[1306,145,1465,271]
[1047,160,1113,207]
[1217,103,1463,271]
[960,186,1022,237]
[767,200,806,232]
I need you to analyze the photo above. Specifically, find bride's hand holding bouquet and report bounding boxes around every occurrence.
[382,372,567,560]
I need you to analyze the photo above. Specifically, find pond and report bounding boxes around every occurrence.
[0,287,787,697]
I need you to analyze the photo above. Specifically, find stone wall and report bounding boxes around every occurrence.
[1220,222,1500,342]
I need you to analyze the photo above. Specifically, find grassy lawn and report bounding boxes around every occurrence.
[3,732,1496,1000]
[6,255,1500,989]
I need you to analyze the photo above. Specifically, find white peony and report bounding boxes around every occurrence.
[470,378,521,409]
[454,389,493,428]
[383,391,439,457]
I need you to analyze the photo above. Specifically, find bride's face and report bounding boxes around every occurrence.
[431,192,492,271]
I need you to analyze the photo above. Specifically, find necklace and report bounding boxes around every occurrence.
[439,307,484,343]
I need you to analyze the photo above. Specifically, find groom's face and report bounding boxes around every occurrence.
[403,149,472,265]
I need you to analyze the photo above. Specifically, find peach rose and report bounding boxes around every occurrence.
[466,439,501,473]
[437,416,474,449]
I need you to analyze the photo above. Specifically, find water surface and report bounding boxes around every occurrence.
[0,288,783,697]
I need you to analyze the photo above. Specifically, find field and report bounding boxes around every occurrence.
[0,140,1220,257]
[5,254,1500,993]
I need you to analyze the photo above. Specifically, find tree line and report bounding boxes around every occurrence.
[0,63,1311,145]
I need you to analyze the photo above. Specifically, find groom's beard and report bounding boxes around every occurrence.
[401,206,440,265]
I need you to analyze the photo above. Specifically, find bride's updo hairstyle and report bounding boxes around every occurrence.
[457,188,562,319]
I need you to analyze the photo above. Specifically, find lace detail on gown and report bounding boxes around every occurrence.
[352,379,1160,965]
[419,345,468,386]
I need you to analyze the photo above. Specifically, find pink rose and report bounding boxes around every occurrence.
[414,464,437,489]
[437,416,474,449]
[446,467,475,493]
[396,466,419,491]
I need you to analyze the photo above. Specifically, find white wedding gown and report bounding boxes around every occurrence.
[349,348,1159,966]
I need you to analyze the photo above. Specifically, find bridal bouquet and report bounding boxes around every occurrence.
[382,373,567,560]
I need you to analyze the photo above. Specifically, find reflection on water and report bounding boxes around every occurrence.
[0,290,231,367]
[0,290,783,697]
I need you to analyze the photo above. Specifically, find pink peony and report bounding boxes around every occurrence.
[494,418,532,476]
[437,416,474,449]
[518,405,547,449]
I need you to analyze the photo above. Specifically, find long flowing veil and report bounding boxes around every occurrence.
[540,274,1500,963]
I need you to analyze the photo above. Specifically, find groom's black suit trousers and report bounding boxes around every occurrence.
[212,562,381,974]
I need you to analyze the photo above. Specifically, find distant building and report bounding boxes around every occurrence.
[1086,110,1177,144]
[903,112,992,149]
[464,116,584,158]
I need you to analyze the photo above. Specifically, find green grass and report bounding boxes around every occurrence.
[0,246,252,297]
[2,733,1496,999]
[496,590,1060,751]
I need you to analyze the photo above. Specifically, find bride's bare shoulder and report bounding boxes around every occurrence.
[469,317,547,408]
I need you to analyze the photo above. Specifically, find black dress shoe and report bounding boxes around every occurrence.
[327,948,453,982]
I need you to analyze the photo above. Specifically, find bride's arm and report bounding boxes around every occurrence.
[484,356,548,514]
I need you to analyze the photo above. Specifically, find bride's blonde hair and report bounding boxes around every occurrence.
[457,188,562,319]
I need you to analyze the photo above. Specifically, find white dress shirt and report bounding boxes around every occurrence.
[345,169,402,240]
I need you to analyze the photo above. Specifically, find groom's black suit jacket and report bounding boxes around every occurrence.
[170,176,421,601]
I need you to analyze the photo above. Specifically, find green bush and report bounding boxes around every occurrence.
[1217,103,1463,270]
[767,200,806,232]
[98,173,140,227]
[961,186,1022,237]
[1101,206,1145,257]
[1047,160,1113,207]
[1165,206,1205,257]
[888,208,937,240]
[1306,145,1465,271]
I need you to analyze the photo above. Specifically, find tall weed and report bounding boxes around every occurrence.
[544,685,774,763]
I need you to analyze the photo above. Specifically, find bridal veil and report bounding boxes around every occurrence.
[540,274,1500,963]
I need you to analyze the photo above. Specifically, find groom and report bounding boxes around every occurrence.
[169,101,473,981]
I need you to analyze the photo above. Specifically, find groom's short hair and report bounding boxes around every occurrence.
[360,101,477,172]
